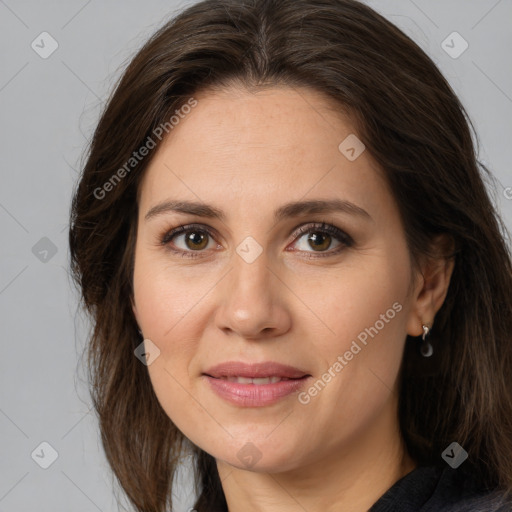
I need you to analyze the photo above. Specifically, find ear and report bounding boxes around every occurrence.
[406,234,456,337]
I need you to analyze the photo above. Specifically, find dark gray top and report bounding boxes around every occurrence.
[369,465,511,512]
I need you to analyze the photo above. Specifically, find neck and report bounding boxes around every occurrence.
[217,397,416,512]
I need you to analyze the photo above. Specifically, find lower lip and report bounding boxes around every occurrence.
[203,376,310,407]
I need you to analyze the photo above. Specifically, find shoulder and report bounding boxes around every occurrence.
[423,466,512,512]
[430,493,511,512]
[369,465,512,512]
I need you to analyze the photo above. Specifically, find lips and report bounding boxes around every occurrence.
[202,361,311,407]
[204,376,309,406]
[203,361,310,380]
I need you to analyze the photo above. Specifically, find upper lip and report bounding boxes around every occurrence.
[203,361,310,379]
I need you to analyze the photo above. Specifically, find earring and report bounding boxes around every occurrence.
[138,328,143,338]
[420,324,433,358]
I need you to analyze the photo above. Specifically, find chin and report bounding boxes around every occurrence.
[202,433,305,473]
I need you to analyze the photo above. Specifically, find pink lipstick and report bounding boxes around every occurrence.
[203,361,311,407]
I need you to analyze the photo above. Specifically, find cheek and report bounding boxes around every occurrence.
[133,249,207,339]
[135,273,203,373]
[133,253,214,435]
[305,250,411,411]
[146,354,219,456]
[314,256,409,351]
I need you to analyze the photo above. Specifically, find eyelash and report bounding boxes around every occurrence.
[159,222,354,260]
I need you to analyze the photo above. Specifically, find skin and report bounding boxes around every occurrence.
[131,84,455,512]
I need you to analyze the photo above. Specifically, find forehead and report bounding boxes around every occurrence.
[138,85,390,219]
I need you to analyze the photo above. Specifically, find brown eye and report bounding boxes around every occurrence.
[161,222,353,260]
[291,223,353,257]
[305,232,332,251]
[161,224,216,258]
[183,231,209,250]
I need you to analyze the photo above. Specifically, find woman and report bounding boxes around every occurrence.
[68,0,512,510]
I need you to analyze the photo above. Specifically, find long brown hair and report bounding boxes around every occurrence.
[68,0,512,510]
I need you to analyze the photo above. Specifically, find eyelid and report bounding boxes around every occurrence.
[160,223,217,243]
[289,222,353,247]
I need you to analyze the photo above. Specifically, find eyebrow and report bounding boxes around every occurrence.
[144,198,372,223]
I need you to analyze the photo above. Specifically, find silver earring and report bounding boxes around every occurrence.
[420,324,433,358]
[138,328,143,338]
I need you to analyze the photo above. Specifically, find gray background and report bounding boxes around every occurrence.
[1,0,511,511]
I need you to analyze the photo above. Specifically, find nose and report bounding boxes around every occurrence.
[213,248,292,340]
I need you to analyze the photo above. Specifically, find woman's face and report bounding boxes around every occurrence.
[132,85,425,473]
